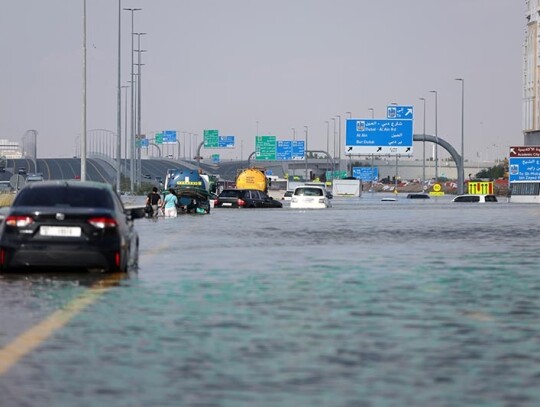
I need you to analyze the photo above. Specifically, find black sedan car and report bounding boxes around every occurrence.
[214,189,283,208]
[0,181,145,273]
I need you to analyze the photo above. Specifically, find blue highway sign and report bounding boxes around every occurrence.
[387,105,414,119]
[163,130,177,143]
[292,140,305,160]
[352,166,379,182]
[509,157,540,182]
[345,119,413,155]
[276,141,292,160]
[218,135,235,148]
[276,140,305,160]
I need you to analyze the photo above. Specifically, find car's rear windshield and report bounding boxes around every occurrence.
[295,187,324,196]
[219,190,242,198]
[14,186,114,208]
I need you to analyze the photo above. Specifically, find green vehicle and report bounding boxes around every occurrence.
[163,169,218,214]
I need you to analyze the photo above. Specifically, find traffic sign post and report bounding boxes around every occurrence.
[204,130,219,148]
[292,140,305,160]
[163,130,177,144]
[218,135,235,148]
[352,166,378,182]
[255,135,277,160]
[509,157,540,182]
[345,119,413,155]
[387,105,414,119]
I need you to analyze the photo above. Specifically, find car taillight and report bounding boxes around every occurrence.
[88,217,118,229]
[5,216,34,227]
[237,199,246,207]
[214,199,219,205]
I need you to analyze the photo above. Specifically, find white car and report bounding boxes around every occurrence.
[282,190,294,201]
[452,194,498,203]
[290,185,331,209]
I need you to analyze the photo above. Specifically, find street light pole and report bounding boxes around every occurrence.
[81,0,87,182]
[368,108,374,118]
[455,78,465,189]
[123,7,141,193]
[325,120,330,177]
[331,117,336,175]
[121,85,129,176]
[336,115,341,172]
[429,90,438,181]
[116,0,122,192]
[304,126,309,181]
[419,97,426,186]
[134,32,146,189]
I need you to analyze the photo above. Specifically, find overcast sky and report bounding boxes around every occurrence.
[0,0,524,162]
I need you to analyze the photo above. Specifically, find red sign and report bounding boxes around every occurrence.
[509,146,540,157]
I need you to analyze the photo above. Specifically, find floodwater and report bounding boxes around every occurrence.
[1,193,540,407]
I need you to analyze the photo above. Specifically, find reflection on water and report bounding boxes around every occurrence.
[2,195,540,406]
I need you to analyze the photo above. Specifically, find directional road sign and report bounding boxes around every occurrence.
[276,140,292,160]
[255,135,276,160]
[387,105,414,119]
[345,119,413,155]
[509,146,540,158]
[292,140,305,160]
[509,157,540,182]
[218,135,235,148]
[352,166,379,182]
[155,133,163,144]
[275,140,305,160]
[163,130,177,143]
[204,129,219,148]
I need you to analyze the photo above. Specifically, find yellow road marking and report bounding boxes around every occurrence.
[0,242,171,376]
[0,273,124,375]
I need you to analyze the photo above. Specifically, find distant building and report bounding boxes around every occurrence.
[524,1,540,143]
[0,139,22,159]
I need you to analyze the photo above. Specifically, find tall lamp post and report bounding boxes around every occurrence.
[429,90,438,181]
[331,117,336,175]
[336,114,341,172]
[134,32,147,188]
[455,78,465,190]
[81,0,87,182]
[123,7,141,193]
[116,0,122,192]
[304,126,309,181]
[419,97,426,185]
[121,84,129,175]
[325,120,330,175]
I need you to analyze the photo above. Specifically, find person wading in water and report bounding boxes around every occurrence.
[145,187,162,217]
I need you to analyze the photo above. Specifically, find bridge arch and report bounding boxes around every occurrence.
[413,133,464,194]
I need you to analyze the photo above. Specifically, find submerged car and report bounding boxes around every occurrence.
[0,181,145,273]
[282,190,294,201]
[452,194,498,203]
[290,185,332,209]
[214,189,283,208]
[406,193,430,199]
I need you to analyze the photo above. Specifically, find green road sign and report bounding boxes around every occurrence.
[204,129,219,148]
[155,132,163,144]
[255,135,276,160]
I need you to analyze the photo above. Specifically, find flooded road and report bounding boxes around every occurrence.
[1,194,540,406]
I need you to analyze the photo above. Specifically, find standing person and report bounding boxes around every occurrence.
[145,187,162,218]
[162,188,179,218]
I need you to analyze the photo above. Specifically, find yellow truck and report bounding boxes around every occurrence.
[235,168,268,192]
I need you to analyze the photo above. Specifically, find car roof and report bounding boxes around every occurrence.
[294,185,325,190]
[20,180,114,191]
